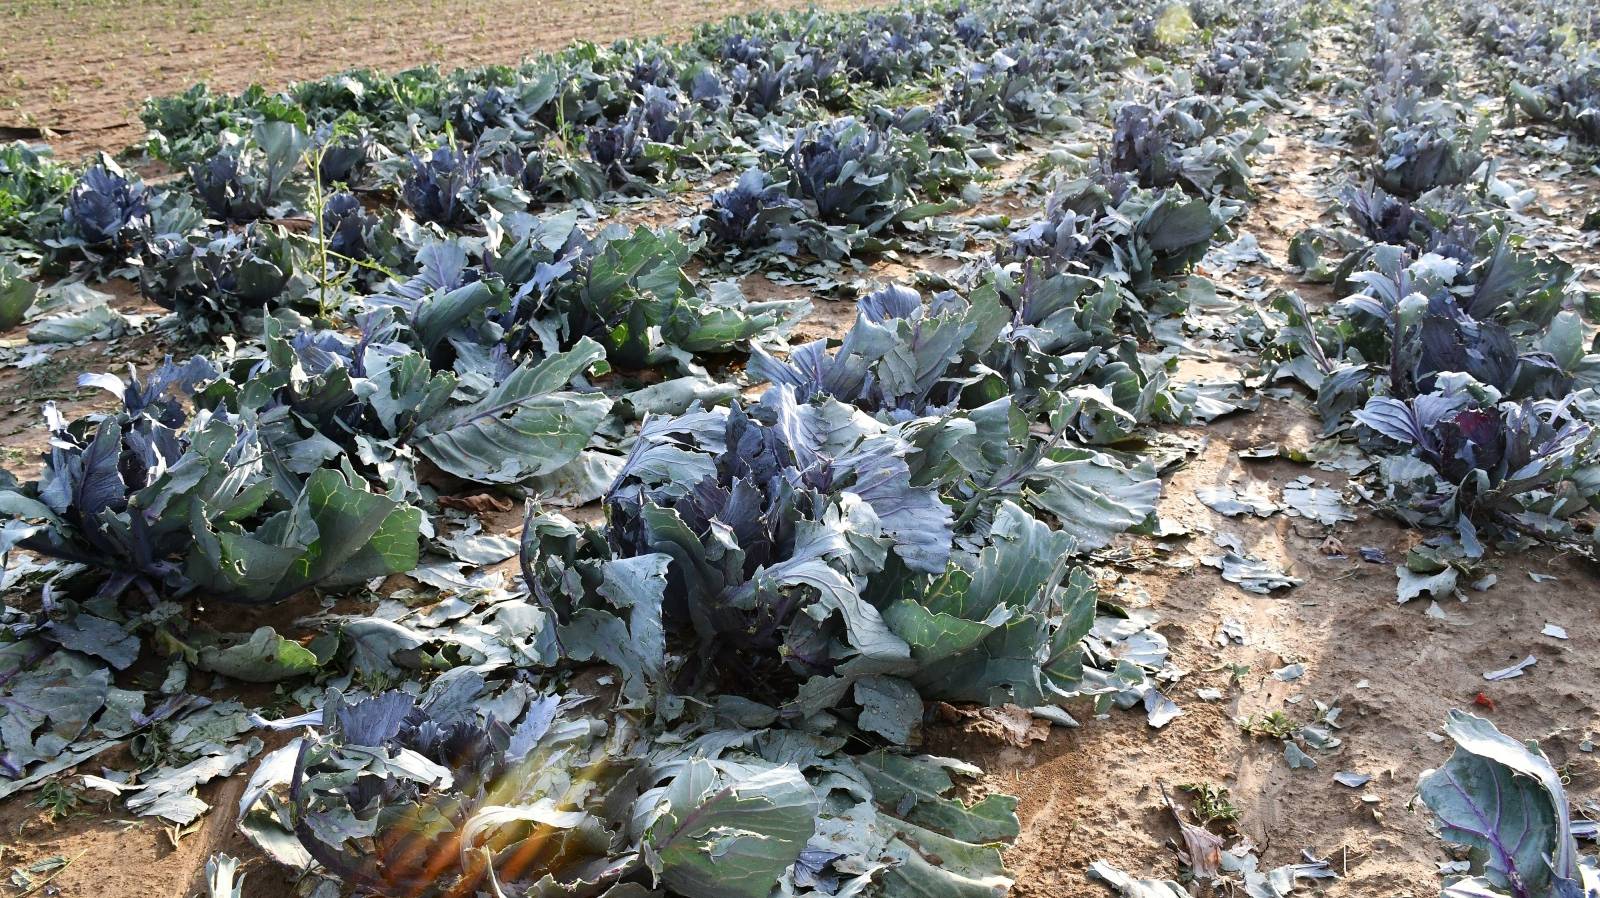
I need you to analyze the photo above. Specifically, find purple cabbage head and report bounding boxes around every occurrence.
[638,85,683,143]
[704,168,800,247]
[447,85,522,141]
[586,116,646,183]
[66,162,149,246]
[315,131,370,187]
[689,68,729,109]
[782,119,899,223]
[402,146,481,227]
[289,691,521,895]
[321,191,373,259]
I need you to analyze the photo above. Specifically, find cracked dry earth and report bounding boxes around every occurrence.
[1,14,1599,898]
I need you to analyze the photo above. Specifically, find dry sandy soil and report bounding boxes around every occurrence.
[0,12,1598,898]
[0,0,875,158]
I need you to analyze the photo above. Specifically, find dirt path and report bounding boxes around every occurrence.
[0,0,880,159]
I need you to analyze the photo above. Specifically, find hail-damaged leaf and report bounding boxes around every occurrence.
[412,338,612,483]
[0,261,38,330]
[1,358,420,604]
[1281,477,1356,525]
[642,760,819,898]
[885,502,1094,707]
[858,752,1019,843]
[196,628,324,683]
[1201,535,1302,594]
[1197,483,1279,518]
[1028,451,1161,551]
[0,646,111,774]
[1087,861,1190,898]
[188,466,422,605]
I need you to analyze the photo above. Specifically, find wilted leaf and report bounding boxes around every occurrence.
[197,628,322,683]
[645,760,818,898]
[416,339,611,483]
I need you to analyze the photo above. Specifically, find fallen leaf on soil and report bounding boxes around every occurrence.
[437,493,515,514]
[935,702,1050,747]
[1162,784,1224,880]
[1483,655,1537,681]
[1284,741,1317,769]
[1333,771,1371,788]
[1086,861,1188,898]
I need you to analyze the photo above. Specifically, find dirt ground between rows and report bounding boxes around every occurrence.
[0,0,879,159]
[1,13,1598,898]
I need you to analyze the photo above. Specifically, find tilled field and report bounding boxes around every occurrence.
[0,0,874,158]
